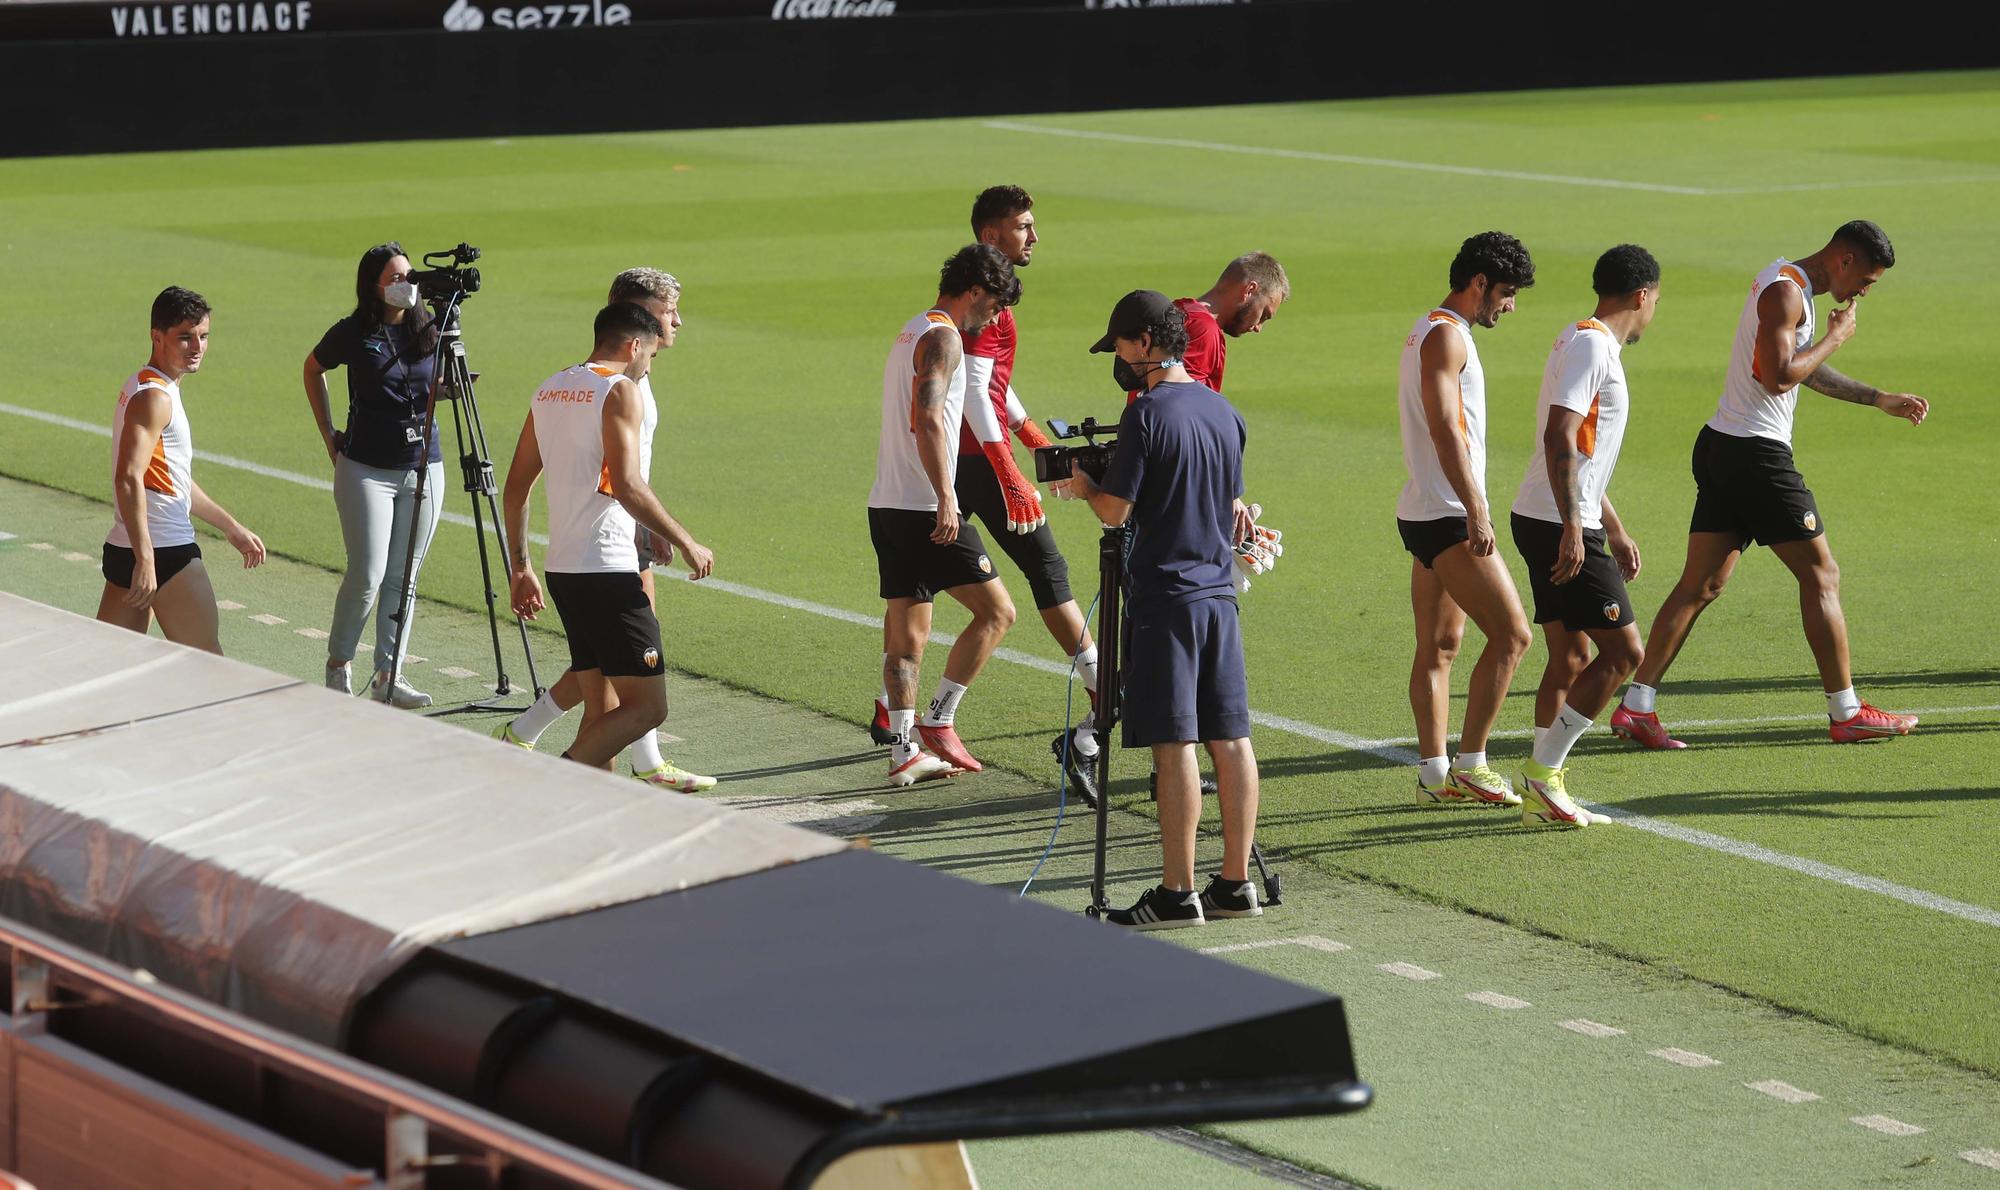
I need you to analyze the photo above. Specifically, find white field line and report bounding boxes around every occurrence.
[7,399,1999,928]
[983,121,2000,197]
[1745,1079,1821,1104]
[1650,1047,1722,1068]
[1850,1115,1925,1137]
[1580,805,2000,928]
[1559,1019,1627,1038]
[984,120,1709,194]
[1198,934,1351,956]
[1366,704,2000,749]
[1377,962,1443,982]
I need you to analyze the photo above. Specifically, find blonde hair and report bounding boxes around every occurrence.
[609,267,681,303]
[1222,252,1289,300]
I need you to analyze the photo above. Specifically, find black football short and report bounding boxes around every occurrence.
[544,570,664,678]
[1510,513,1635,632]
[1397,516,1469,569]
[102,542,202,589]
[868,506,998,603]
[1688,425,1825,548]
[955,451,1072,609]
[1122,594,1250,747]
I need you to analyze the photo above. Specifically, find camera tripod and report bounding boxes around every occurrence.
[381,293,543,714]
[1082,523,1281,918]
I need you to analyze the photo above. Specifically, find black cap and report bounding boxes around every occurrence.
[1089,289,1175,353]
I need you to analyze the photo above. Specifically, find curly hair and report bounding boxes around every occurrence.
[1832,220,1895,269]
[938,243,1022,306]
[1143,303,1189,358]
[150,286,209,332]
[970,185,1033,234]
[1592,244,1660,296]
[1449,231,1536,292]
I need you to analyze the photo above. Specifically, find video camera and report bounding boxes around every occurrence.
[410,242,482,302]
[1032,417,1119,485]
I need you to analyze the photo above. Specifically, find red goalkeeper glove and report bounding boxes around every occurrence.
[982,442,1045,533]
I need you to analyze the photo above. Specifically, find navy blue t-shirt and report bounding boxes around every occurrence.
[313,314,441,470]
[1099,380,1245,614]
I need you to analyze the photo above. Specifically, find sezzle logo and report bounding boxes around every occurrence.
[443,0,631,30]
[771,0,894,17]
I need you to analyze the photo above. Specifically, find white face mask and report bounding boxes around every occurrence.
[384,281,420,311]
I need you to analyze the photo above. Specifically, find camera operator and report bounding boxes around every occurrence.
[301,242,444,708]
[1066,291,1261,931]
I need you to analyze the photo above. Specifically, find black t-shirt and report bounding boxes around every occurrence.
[313,314,441,470]
[1099,380,1245,614]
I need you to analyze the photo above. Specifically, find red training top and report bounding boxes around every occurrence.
[1127,297,1227,404]
[959,307,1016,454]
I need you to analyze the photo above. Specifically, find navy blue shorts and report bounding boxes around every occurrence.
[1122,594,1250,747]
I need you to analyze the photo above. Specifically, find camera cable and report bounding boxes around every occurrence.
[1017,590,1100,898]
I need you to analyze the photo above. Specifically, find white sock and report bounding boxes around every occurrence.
[1533,704,1594,770]
[1533,726,1549,751]
[878,653,889,706]
[890,708,919,766]
[1622,682,1657,714]
[628,729,666,773]
[1454,749,1487,772]
[921,678,968,727]
[511,688,568,745]
[1418,756,1449,788]
[1074,644,1099,693]
[1071,720,1100,759]
[1828,686,1861,721]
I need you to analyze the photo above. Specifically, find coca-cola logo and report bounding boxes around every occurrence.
[770,0,895,17]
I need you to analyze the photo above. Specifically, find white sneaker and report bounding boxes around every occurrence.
[887,751,957,788]
[325,662,351,695]
[370,671,433,709]
[1519,767,1588,828]
[635,763,718,792]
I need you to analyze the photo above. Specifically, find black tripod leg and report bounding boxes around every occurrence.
[1249,840,1282,907]
[1087,525,1123,918]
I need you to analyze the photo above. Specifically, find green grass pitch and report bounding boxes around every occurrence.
[1,64,1996,1119]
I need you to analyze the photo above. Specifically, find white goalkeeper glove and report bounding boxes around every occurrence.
[1232,504,1283,593]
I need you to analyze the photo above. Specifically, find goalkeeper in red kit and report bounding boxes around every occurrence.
[865,186,1106,794]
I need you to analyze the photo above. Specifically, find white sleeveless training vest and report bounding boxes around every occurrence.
[1708,259,1815,445]
[1396,308,1485,522]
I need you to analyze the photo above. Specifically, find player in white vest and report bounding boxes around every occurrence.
[870,244,1021,787]
[1611,221,1929,748]
[1396,233,1536,810]
[1507,246,1661,827]
[96,286,265,653]
[502,303,716,771]
[495,268,716,791]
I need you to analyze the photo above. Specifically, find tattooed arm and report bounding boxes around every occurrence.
[911,325,965,544]
[1804,363,1929,425]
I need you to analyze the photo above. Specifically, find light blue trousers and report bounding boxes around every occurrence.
[329,455,445,673]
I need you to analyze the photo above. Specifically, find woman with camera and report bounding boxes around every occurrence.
[302,242,445,708]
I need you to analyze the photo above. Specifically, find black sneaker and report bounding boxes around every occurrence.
[1198,874,1263,919]
[1200,775,1219,795]
[1051,730,1100,809]
[1105,885,1204,931]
